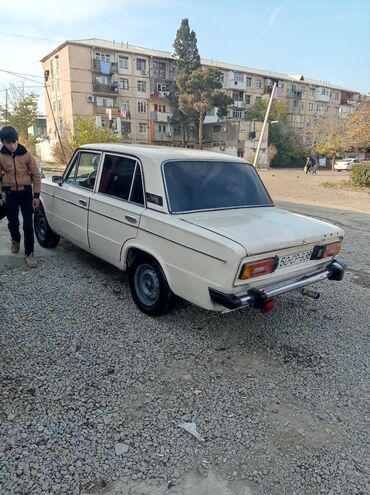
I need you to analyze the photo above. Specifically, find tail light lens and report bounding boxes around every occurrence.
[311,241,342,259]
[239,257,277,280]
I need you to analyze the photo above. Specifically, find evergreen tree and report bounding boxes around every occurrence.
[173,18,201,75]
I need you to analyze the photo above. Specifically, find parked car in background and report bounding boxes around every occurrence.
[34,144,346,316]
[334,158,359,171]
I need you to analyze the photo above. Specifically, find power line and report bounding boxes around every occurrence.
[0,69,44,86]
[0,31,63,43]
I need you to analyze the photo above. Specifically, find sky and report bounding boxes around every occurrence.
[0,0,369,111]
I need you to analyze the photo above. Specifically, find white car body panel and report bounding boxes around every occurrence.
[39,144,345,313]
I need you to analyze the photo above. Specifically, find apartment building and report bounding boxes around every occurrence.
[41,38,361,152]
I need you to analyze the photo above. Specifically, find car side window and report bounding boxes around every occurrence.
[64,152,100,190]
[99,154,143,204]
[129,165,144,205]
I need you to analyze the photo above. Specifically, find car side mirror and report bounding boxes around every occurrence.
[52,175,63,186]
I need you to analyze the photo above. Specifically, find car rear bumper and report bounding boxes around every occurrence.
[209,259,346,310]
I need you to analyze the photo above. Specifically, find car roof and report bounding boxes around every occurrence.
[79,143,250,164]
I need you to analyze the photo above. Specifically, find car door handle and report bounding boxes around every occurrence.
[79,199,88,207]
[125,215,137,224]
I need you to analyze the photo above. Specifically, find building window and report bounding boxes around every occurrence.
[256,79,262,89]
[137,80,146,92]
[219,73,224,83]
[235,73,244,82]
[233,110,243,119]
[58,100,62,113]
[246,77,252,87]
[95,52,110,61]
[157,82,170,92]
[322,88,330,96]
[245,95,251,104]
[154,104,166,112]
[139,123,147,134]
[293,99,298,107]
[153,61,166,77]
[136,58,146,72]
[119,56,128,69]
[310,88,315,97]
[213,125,221,133]
[50,59,54,78]
[138,101,147,113]
[120,78,129,90]
[308,102,313,111]
[96,97,114,107]
[158,124,167,133]
[55,56,60,73]
[334,91,339,100]
[53,101,57,113]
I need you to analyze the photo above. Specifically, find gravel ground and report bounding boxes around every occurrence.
[0,200,370,494]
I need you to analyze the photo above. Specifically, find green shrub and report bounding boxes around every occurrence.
[351,162,370,187]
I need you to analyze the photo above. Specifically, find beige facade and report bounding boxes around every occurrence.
[41,38,361,153]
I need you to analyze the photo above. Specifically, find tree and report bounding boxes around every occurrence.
[245,98,289,124]
[171,18,202,146]
[177,68,232,149]
[347,101,370,151]
[245,98,305,166]
[53,116,122,163]
[7,95,39,138]
[0,84,39,140]
[173,18,201,75]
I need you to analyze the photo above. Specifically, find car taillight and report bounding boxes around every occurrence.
[323,241,342,257]
[311,241,342,259]
[239,257,277,280]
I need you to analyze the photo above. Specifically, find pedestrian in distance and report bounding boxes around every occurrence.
[310,160,317,175]
[0,125,41,268]
[304,157,311,175]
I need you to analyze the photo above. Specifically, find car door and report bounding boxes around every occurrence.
[53,150,101,248]
[88,153,145,263]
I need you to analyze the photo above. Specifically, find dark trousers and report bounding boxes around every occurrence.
[5,187,34,256]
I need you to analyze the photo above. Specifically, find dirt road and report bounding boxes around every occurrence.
[259,169,370,214]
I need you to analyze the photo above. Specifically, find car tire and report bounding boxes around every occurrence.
[34,206,60,248]
[129,256,174,316]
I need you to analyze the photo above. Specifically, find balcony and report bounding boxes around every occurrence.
[151,111,172,122]
[93,81,119,95]
[154,130,173,142]
[287,89,302,98]
[151,90,172,99]
[150,68,175,80]
[315,89,330,103]
[234,101,246,109]
[92,59,118,74]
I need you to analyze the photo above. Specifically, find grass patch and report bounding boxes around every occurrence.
[321,181,370,193]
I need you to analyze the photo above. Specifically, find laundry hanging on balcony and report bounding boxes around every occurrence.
[100,61,111,75]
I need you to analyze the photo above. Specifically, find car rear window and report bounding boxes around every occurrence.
[163,160,273,213]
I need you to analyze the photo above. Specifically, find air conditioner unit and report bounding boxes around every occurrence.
[86,95,95,103]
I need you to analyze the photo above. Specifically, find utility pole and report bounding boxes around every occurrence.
[253,82,277,167]
[44,70,67,164]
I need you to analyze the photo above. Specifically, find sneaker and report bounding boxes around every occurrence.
[11,240,20,254]
[25,254,37,268]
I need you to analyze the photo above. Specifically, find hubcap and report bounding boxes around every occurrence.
[37,214,47,240]
[134,263,160,306]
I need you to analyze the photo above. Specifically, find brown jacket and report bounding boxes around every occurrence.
[0,144,41,199]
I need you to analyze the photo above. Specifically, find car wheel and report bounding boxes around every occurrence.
[129,256,174,316]
[34,207,60,248]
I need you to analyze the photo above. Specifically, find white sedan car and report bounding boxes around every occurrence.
[35,144,346,316]
[334,158,358,171]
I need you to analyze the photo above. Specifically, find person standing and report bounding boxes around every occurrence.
[0,126,41,268]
